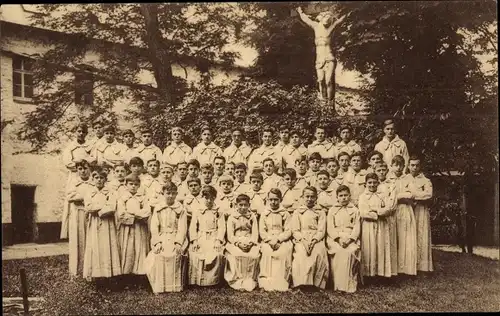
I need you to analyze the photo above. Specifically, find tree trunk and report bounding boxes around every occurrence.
[140,3,174,106]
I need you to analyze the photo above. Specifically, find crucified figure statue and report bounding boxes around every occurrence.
[297,7,349,103]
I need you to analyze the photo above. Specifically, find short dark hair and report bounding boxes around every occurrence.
[365,172,379,182]
[187,159,200,169]
[213,156,226,164]
[309,152,322,161]
[367,150,383,161]
[317,170,330,178]
[249,171,263,182]
[129,157,144,167]
[303,186,318,196]
[337,151,350,160]
[76,123,89,134]
[391,155,405,167]
[351,151,363,160]
[235,194,250,204]
[268,188,283,201]
[262,157,274,166]
[234,162,247,171]
[336,185,350,195]
[162,182,178,193]
[201,185,217,199]
[283,168,297,180]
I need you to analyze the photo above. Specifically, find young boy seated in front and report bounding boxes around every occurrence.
[315,170,336,210]
[326,185,361,293]
[261,158,281,194]
[224,193,260,292]
[188,185,226,287]
[280,168,303,212]
[233,163,252,195]
[247,171,267,218]
[216,175,236,219]
[145,182,189,293]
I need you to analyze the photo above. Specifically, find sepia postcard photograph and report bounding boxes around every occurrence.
[1,2,498,314]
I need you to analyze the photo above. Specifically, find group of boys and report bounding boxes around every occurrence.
[72,120,390,215]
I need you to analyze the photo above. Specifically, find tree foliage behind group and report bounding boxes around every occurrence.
[245,1,498,176]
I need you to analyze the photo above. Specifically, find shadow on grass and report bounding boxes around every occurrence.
[2,250,500,314]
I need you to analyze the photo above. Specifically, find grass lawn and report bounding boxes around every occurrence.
[2,250,500,314]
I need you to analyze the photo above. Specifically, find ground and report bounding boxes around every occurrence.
[2,250,500,314]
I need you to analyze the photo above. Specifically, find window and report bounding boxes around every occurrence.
[74,73,94,106]
[13,56,34,99]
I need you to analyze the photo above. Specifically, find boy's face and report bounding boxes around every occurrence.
[392,163,405,176]
[339,155,350,170]
[384,123,396,139]
[201,169,213,184]
[177,163,188,178]
[236,200,250,213]
[220,180,233,193]
[337,190,351,206]
[114,166,127,181]
[279,130,290,143]
[213,159,225,175]
[126,180,140,194]
[315,128,325,142]
[77,164,90,179]
[375,165,389,182]
[350,156,362,172]
[251,178,263,191]
[104,130,115,143]
[141,133,152,146]
[188,165,199,178]
[232,130,243,146]
[283,174,296,188]
[369,155,382,168]
[291,133,301,147]
[94,174,106,189]
[267,192,280,210]
[147,161,159,176]
[318,174,330,189]
[263,160,275,175]
[124,134,134,146]
[188,182,201,196]
[94,124,104,138]
[172,129,182,142]
[262,131,272,146]
[225,163,235,176]
[163,189,177,204]
[409,159,421,176]
[340,129,351,142]
[310,159,321,172]
[76,127,87,142]
[296,160,308,174]
[130,164,143,175]
[235,168,246,183]
[303,189,317,208]
[201,129,211,144]
[160,168,173,181]
[366,178,379,192]
[327,161,339,177]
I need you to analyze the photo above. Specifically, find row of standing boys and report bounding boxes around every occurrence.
[61,119,433,294]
